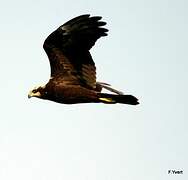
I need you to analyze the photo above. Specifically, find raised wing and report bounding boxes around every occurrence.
[43,14,108,89]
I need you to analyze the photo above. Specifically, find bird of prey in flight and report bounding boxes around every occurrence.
[28,14,139,105]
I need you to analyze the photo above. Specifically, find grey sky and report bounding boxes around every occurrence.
[0,0,187,180]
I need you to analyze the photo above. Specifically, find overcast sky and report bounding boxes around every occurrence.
[0,0,187,180]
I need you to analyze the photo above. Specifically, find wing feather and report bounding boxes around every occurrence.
[43,14,108,89]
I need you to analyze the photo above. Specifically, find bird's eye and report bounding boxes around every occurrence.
[32,89,37,93]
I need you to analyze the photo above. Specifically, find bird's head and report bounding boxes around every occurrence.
[28,85,46,99]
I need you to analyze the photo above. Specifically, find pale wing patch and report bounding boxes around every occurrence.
[99,98,115,103]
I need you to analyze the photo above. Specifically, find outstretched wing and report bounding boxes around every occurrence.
[43,14,108,89]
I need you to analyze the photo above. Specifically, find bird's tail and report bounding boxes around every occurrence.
[98,93,139,105]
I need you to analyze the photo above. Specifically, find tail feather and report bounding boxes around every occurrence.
[98,93,139,105]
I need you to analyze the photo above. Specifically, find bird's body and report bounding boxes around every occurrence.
[28,14,139,105]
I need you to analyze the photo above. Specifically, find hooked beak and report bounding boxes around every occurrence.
[28,91,34,99]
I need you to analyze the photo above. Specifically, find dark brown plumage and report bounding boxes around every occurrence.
[28,14,139,105]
